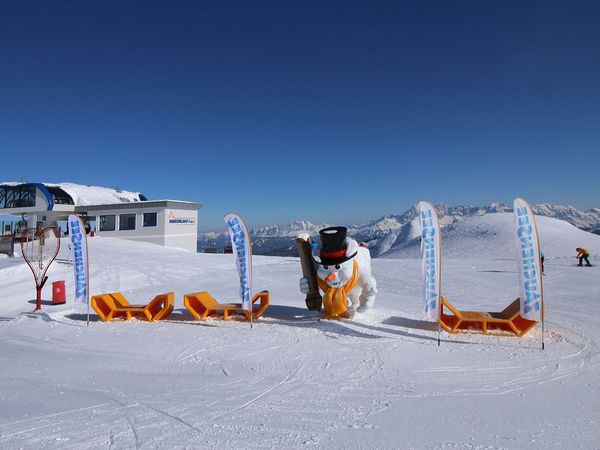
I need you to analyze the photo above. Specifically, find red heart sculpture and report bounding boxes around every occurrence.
[21,227,61,311]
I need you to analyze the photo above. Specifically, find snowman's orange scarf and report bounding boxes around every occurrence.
[317,260,359,319]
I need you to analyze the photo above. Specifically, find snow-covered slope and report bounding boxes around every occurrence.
[1,221,600,448]
[385,212,600,259]
[532,204,600,230]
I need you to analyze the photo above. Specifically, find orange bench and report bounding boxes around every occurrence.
[91,292,174,322]
[184,290,270,321]
[439,296,537,337]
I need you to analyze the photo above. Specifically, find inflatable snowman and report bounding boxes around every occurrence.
[299,226,377,318]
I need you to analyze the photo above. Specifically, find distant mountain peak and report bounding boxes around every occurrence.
[198,202,600,256]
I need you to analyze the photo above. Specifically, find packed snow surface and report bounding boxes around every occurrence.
[1,213,599,449]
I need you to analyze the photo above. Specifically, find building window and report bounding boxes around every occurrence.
[46,186,74,205]
[0,185,36,209]
[99,215,116,231]
[143,212,157,227]
[119,214,136,231]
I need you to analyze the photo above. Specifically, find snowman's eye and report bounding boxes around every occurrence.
[335,264,341,270]
[323,265,328,270]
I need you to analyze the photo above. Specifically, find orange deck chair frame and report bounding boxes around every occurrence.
[439,296,538,337]
[183,290,270,321]
[91,292,174,322]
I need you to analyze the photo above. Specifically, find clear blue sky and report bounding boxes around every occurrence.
[1,1,599,231]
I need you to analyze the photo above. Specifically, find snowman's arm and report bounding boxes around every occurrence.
[358,274,377,308]
[359,274,377,295]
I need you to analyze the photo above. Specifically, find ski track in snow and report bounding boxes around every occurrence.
[1,225,600,449]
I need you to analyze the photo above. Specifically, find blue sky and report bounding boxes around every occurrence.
[1,1,599,231]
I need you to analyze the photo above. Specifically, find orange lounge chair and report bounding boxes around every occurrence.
[183,290,269,321]
[91,292,174,322]
[439,296,537,337]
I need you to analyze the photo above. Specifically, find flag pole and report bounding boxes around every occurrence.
[419,201,443,347]
[437,302,441,346]
[540,249,545,350]
[533,207,545,351]
[249,219,253,331]
[516,199,545,351]
[541,282,545,351]
[224,212,253,331]
[86,219,90,327]
[438,207,442,347]
[541,314,545,350]
[69,215,91,327]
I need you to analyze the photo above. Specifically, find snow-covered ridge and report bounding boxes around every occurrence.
[199,203,599,257]
[531,203,600,230]
[384,212,600,259]
[252,219,332,238]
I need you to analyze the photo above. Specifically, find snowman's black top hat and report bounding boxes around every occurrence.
[318,226,357,265]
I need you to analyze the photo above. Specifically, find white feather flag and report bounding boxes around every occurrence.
[513,198,543,321]
[418,201,441,321]
[67,215,89,305]
[224,213,253,312]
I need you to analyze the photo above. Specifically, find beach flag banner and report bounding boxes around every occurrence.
[67,215,90,306]
[418,201,441,321]
[224,213,253,314]
[513,198,543,321]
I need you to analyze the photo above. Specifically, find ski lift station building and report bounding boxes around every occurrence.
[0,182,202,252]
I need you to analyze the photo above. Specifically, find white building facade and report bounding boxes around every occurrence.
[1,183,202,253]
[79,201,200,252]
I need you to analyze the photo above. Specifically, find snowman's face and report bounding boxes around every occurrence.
[317,259,354,288]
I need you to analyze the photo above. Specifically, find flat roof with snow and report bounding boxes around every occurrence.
[76,200,202,212]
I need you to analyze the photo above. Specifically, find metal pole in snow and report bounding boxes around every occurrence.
[85,217,90,327]
[438,211,442,347]
[541,299,545,350]
[437,313,441,347]
[541,318,545,350]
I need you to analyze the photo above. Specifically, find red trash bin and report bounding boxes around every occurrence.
[52,281,66,305]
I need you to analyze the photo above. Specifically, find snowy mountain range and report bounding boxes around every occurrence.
[198,203,600,256]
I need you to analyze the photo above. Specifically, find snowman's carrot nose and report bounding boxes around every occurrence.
[325,273,336,282]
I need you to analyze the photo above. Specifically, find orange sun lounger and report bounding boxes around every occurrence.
[184,290,270,321]
[439,296,538,337]
[91,292,174,322]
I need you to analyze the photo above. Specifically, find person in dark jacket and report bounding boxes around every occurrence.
[576,248,592,267]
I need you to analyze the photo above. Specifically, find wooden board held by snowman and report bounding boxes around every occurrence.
[298,226,377,319]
